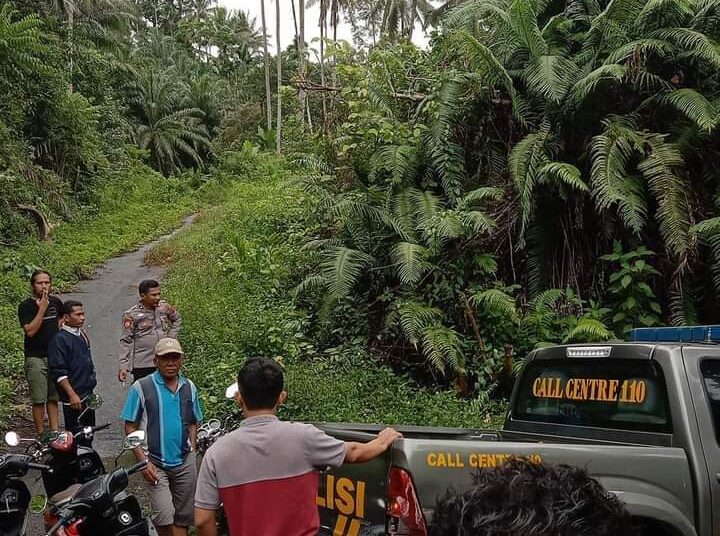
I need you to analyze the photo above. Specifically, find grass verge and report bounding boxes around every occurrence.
[155,154,502,428]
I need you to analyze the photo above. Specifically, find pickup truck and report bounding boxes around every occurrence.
[317,334,720,536]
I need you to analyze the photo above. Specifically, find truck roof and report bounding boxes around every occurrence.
[531,342,720,361]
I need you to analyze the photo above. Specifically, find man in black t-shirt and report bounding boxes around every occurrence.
[17,269,61,434]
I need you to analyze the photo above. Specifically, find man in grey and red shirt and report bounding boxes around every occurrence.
[194,358,401,536]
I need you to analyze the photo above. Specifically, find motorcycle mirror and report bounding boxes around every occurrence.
[208,419,222,431]
[225,382,239,399]
[28,495,47,514]
[85,394,103,410]
[123,430,146,450]
[4,431,19,447]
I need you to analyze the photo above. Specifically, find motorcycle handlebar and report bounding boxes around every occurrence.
[128,460,148,474]
[93,422,112,433]
[28,462,51,471]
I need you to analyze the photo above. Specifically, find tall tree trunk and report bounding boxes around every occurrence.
[276,0,282,154]
[261,0,272,130]
[67,6,74,92]
[297,0,307,126]
[408,0,417,40]
[319,0,327,128]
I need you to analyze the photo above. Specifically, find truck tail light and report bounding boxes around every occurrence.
[387,467,428,536]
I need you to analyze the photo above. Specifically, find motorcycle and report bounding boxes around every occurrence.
[195,410,241,456]
[0,449,51,536]
[43,430,157,536]
[4,395,109,502]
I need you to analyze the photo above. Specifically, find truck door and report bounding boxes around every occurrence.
[683,350,720,535]
[317,429,392,536]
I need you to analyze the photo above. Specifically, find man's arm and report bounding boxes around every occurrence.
[118,314,134,382]
[20,297,47,338]
[195,508,217,536]
[124,420,158,485]
[57,379,81,410]
[48,337,82,409]
[188,423,197,451]
[168,306,181,338]
[344,428,402,464]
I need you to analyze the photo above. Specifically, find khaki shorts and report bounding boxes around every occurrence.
[25,356,59,404]
[144,451,197,527]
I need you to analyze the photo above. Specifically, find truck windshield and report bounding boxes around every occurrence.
[513,358,672,433]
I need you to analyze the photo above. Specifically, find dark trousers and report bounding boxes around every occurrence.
[132,367,155,381]
[62,398,96,447]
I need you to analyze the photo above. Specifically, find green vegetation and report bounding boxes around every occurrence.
[2,0,720,425]
[154,152,497,426]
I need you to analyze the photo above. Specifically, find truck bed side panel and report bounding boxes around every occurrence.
[394,439,695,535]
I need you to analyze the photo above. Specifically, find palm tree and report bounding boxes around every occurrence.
[370,0,434,40]
[127,69,212,175]
[46,0,134,89]
[260,0,272,130]
[275,0,282,153]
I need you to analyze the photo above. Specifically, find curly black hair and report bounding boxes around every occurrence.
[430,458,635,536]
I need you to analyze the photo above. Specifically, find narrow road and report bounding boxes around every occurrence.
[22,215,196,536]
[59,214,196,456]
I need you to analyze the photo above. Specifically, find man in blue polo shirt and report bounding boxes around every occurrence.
[121,337,202,536]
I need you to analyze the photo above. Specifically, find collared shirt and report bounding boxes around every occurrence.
[120,372,202,468]
[118,300,182,370]
[48,328,96,402]
[194,415,346,536]
[55,325,91,384]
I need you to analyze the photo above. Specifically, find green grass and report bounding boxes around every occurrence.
[0,162,205,423]
[156,154,501,428]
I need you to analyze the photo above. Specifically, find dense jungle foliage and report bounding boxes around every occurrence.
[2,0,720,413]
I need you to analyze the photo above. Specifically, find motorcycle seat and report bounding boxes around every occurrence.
[50,484,82,506]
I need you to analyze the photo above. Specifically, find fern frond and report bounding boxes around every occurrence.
[397,300,443,346]
[319,246,373,298]
[589,117,647,234]
[471,288,519,320]
[539,162,589,191]
[510,125,553,244]
[639,135,691,258]
[524,54,581,103]
[532,288,565,313]
[509,0,548,57]
[391,242,430,285]
[461,186,504,206]
[658,88,719,132]
[563,318,614,342]
[421,324,465,374]
[568,64,626,105]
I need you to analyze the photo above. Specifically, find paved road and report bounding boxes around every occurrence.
[21,215,196,536]
[59,214,196,457]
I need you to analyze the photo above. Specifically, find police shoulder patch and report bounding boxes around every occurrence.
[123,314,133,330]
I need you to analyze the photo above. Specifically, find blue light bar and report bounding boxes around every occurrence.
[630,325,720,343]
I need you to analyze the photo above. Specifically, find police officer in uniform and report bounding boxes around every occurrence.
[118,279,182,384]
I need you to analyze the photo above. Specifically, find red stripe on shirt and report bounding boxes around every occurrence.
[219,471,321,536]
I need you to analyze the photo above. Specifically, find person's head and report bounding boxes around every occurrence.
[234,358,286,413]
[138,279,161,309]
[154,338,184,380]
[30,270,52,298]
[61,300,85,328]
[430,458,634,536]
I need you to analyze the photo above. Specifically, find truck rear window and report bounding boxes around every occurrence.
[513,358,672,433]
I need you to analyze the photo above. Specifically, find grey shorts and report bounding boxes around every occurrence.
[25,356,59,404]
[144,451,197,527]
